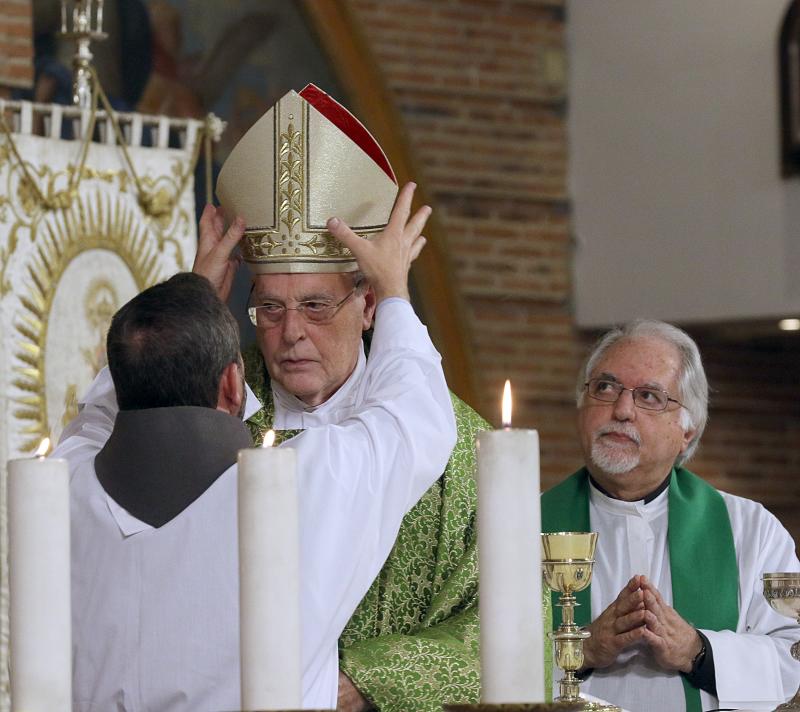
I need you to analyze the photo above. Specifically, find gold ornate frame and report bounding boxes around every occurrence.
[11,193,162,451]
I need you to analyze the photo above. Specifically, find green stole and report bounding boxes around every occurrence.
[541,467,739,712]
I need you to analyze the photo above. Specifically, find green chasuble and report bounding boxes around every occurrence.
[244,344,552,711]
[541,467,738,712]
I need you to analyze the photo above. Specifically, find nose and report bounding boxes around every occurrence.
[279,308,307,344]
[611,388,636,421]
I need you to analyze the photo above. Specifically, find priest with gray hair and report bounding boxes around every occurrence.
[542,318,800,712]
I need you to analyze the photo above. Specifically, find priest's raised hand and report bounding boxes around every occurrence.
[192,203,245,302]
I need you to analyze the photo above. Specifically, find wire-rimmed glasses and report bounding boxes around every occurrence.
[584,378,684,411]
[247,285,360,328]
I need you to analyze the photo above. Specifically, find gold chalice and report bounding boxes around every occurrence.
[763,572,800,712]
[542,533,619,712]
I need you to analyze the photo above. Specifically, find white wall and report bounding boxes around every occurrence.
[569,0,800,327]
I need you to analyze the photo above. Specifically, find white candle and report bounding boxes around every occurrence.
[238,431,301,710]
[477,381,545,702]
[8,439,72,711]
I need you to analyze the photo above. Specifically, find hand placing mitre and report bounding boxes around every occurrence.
[582,575,650,670]
[326,181,430,304]
[192,204,245,302]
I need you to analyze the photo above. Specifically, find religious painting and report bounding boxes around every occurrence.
[136,0,343,165]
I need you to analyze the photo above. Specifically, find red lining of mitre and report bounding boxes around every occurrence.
[299,84,397,184]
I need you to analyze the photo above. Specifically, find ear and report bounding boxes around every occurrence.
[217,360,244,416]
[361,285,377,331]
[679,426,696,454]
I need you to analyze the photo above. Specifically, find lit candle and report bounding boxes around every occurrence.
[60,0,67,32]
[477,381,544,702]
[238,430,301,710]
[96,0,104,32]
[8,438,72,711]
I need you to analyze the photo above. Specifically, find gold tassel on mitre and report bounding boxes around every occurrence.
[216,84,398,273]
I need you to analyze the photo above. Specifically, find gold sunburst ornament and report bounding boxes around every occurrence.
[11,192,161,451]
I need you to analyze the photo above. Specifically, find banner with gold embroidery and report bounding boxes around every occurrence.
[0,100,209,711]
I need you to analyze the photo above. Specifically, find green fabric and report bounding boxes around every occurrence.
[541,467,739,712]
[668,468,739,711]
[243,343,553,711]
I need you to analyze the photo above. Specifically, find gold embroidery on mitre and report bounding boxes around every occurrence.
[225,89,394,274]
[240,102,357,272]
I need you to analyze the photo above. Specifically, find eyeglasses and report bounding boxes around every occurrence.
[247,285,360,327]
[584,378,684,412]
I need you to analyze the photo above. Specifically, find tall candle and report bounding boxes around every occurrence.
[8,439,72,711]
[238,431,301,710]
[477,381,544,702]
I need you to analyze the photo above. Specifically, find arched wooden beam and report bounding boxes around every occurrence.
[301,0,477,406]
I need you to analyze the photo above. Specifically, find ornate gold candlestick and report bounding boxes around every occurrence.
[542,532,619,712]
[763,572,800,712]
[58,0,108,108]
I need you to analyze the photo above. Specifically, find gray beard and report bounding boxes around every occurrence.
[590,441,640,475]
[590,425,641,475]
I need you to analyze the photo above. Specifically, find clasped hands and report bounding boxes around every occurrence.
[582,575,703,674]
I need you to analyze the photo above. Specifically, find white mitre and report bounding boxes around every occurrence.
[216,84,399,273]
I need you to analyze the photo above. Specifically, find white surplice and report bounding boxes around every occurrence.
[581,480,800,712]
[55,299,457,712]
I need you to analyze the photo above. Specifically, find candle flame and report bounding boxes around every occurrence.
[262,430,276,448]
[501,380,512,428]
[35,438,51,457]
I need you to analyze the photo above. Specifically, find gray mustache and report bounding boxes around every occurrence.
[594,423,642,445]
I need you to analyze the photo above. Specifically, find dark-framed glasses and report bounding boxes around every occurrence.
[584,378,684,412]
[248,285,360,327]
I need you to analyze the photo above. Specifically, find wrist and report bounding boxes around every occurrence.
[375,286,410,303]
[580,637,599,670]
[680,631,705,674]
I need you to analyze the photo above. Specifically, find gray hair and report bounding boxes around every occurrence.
[576,319,708,465]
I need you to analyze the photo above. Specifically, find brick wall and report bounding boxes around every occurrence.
[347,0,800,543]
[0,0,33,90]
[347,0,583,470]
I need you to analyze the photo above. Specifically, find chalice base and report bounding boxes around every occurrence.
[554,691,620,711]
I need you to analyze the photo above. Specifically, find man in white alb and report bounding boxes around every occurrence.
[54,187,456,712]
[541,319,800,712]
